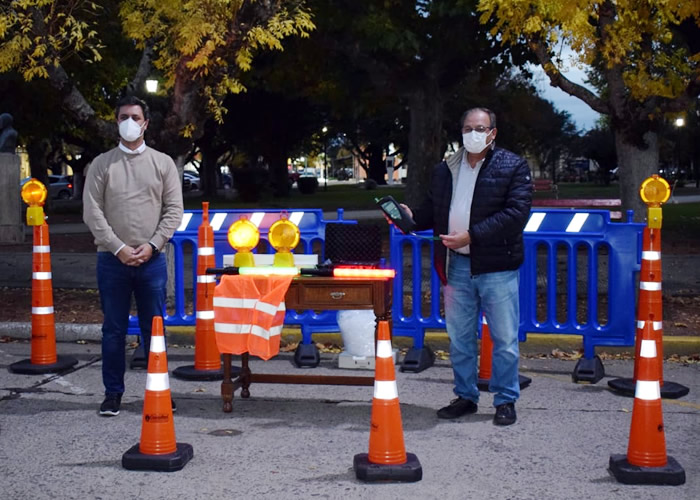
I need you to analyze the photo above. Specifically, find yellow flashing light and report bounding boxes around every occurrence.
[20,179,48,226]
[332,268,396,278]
[269,212,300,268]
[228,216,259,268]
[639,175,670,207]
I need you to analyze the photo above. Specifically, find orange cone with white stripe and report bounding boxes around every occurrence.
[476,314,530,391]
[608,226,688,399]
[123,316,193,471]
[9,223,77,374]
[609,313,685,485]
[174,202,225,381]
[637,228,663,326]
[477,314,493,390]
[354,321,422,482]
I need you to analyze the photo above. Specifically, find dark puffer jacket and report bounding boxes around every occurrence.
[412,146,532,283]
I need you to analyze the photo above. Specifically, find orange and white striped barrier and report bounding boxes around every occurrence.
[609,313,685,485]
[173,202,226,381]
[9,223,77,374]
[354,320,422,482]
[123,316,193,472]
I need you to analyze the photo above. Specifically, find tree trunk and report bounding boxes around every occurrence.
[616,130,659,222]
[367,143,387,184]
[405,80,443,206]
[269,147,290,198]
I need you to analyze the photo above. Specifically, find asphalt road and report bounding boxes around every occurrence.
[1,342,698,499]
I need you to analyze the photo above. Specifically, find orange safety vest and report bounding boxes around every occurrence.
[213,275,293,360]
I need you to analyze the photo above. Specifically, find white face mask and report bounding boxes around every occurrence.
[462,130,493,154]
[118,118,145,142]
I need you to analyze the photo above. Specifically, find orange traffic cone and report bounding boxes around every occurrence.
[10,223,77,374]
[476,314,531,391]
[354,320,422,482]
[477,314,493,390]
[608,227,688,399]
[609,312,685,485]
[123,316,193,472]
[174,202,228,381]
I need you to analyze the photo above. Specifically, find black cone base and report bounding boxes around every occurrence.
[354,452,422,482]
[609,454,685,485]
[400,346,435,373]
[9,356,77,375]
[173,363,239,381]
[122,442,194,472]
[608,377,690,399]
[572,356,605,384]
[477,373,532,392]
[293,343,320,368]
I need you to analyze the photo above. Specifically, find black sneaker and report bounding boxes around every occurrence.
[171,398,177,413]
[99,394,122,417]
[437,397,478,419]
[494,402,517,426]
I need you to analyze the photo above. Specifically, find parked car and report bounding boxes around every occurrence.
[20,175,73,200]
[183,171,200,191]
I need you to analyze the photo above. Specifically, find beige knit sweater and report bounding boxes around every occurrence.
[83,146,183,254]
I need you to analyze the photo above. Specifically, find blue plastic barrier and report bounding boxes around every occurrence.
[128,208,356,343]
[390,209,645,370]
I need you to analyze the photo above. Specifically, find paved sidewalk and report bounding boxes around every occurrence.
[1,342,698,499]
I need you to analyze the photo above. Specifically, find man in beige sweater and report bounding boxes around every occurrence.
[83,95,183,416]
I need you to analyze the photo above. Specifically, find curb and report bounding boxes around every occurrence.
[2,322,699,357]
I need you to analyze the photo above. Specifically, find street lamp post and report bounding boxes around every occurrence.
[322,126,328,191]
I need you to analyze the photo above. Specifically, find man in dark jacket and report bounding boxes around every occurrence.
[403,107,532,425]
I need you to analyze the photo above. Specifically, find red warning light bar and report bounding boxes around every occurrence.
[332,268,395,278]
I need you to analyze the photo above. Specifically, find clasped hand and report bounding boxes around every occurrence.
[117,243,154,266]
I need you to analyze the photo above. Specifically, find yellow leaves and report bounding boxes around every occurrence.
[477,0,700,103]
[0,0,103,81]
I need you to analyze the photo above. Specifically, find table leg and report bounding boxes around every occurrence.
[240,352,251,398]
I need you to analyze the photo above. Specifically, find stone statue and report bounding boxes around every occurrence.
[0,113,18,153]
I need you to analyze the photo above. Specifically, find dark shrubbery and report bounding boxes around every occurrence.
[297,176,318,194]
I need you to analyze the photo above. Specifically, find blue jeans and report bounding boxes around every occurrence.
[444,252,520,407]
[97,252,167,395]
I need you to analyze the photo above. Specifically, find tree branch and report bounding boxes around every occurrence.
[126,43,155,95]
[530,40,610,115]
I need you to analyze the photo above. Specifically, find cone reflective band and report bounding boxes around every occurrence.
[633,319,664,386]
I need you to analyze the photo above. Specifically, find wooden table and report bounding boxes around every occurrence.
[220,276,393,412]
